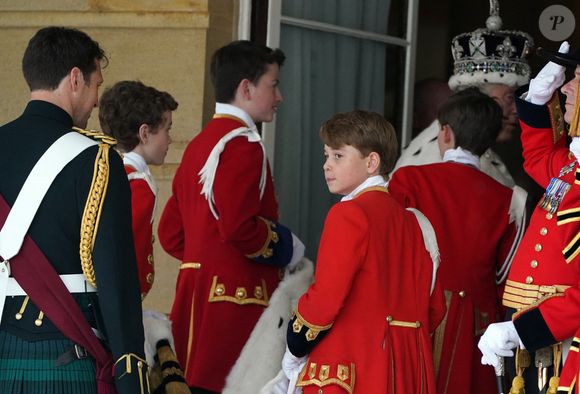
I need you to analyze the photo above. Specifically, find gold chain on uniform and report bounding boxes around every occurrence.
[74,127,116,289]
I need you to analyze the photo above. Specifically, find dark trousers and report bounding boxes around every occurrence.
[505,350,553,394]
[504,308,554,394]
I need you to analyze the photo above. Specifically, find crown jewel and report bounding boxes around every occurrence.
[448,0,534,90]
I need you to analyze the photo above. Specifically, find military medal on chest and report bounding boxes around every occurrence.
[538,162,575,214]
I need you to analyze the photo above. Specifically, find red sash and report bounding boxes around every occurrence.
[0,195,116,394]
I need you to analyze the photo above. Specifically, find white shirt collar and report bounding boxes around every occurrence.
[570,137,580,163]
[341,175,387,202]
[215,102,257,130]
[123,151,150,174]
[442,146,481,170]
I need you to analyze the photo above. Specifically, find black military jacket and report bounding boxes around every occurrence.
[0,100,146,392]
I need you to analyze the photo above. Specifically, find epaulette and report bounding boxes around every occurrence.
[546,95,566,143]
[72,127,117,146]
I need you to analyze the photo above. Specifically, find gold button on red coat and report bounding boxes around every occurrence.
[535,244,542,252]
[530,260,538,268]
[540,227,548,236]
[525,276,533,284]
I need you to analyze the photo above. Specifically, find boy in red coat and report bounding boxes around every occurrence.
[99,80,178,300]
[389,89,526,394]
[282,110,445,393]
[158,41,303,393]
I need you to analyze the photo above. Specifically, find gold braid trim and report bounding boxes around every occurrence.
[72,126,117,146]
[547,95,566,143]
[115,353,149,394]
[569,79,580,137]
[79,143,110,289]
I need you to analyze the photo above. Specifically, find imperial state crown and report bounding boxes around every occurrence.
[448,0,534,90]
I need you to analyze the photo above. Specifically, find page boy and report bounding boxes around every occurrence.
[282,110,444,393]
[158,40,304,393]
[388,88,526,394]
[99,80,178,299]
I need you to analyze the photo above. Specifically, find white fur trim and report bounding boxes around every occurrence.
[496,185,527,284]
[142,309,174,367]
[406,208,440,295]
[223,258,314,394]
[448,71,528,91]
[198,126,266,220]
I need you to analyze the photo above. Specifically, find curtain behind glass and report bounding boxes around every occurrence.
[274,0,390,260]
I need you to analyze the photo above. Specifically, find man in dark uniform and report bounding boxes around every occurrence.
[0,27,148,393]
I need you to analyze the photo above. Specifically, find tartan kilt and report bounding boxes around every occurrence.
[0,330,97,394]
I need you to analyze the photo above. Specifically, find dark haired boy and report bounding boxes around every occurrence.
[389,88,526,394]
[0,27,147,392]
[99,80,178,299]
[158,40,303,393]
[282,110,444,393]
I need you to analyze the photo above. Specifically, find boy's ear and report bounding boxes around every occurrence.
[441,124,455,145]
[367,152,381,174]
[138,123,150,144]
[237,79,252,101]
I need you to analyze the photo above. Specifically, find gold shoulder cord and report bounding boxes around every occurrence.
[74,127,117,289]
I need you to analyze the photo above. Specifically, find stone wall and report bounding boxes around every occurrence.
[0,0,238,313]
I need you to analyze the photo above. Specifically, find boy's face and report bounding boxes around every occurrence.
[141,111,173,165]
[246,63,283,123]
[561,65,580,124]
[323,144,371,196]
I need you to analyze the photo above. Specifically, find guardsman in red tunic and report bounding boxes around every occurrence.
[478,42,580,394]
[99,80,178,300]
[158,41,302,393]
[282,111,445,394]
[389,89,526,394]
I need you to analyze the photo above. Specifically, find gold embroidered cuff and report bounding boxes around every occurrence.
[114,353,149,394]
[292,309,333,341]
[503,279,570,310]
[297,361,355,394]
[245,217,279,259]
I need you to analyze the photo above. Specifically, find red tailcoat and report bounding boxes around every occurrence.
[158,115,283,391]
[389,162,518,394]
[125,165,156,299]
[503,96,580,393]
[292,187,444,394]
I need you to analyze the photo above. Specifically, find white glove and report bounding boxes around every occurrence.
[259,369,290,394]
[527,41,569,105]
[142,309,174,366]
[287,233,305,271]
[478,321,521,369]
[282,346,307,386]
